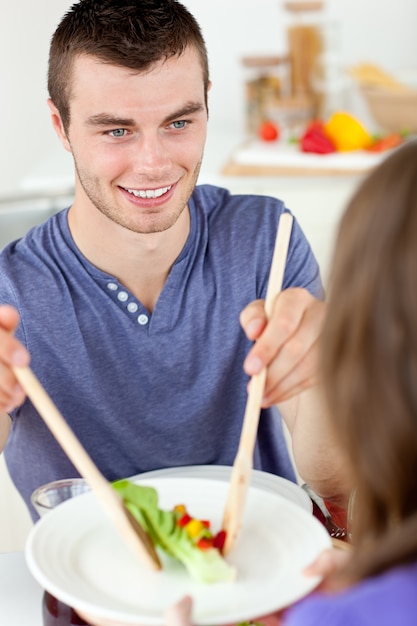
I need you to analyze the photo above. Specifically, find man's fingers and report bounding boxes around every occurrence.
[0,305,29,366]
[0,331,30,367]
[262,343,319,405]
[240,300,267,341]
[0,305,30,411]
[0,362,26,411]
[0,305,21,331]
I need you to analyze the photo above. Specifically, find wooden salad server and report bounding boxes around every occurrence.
[222,212,294,554]
[12,365,162,571]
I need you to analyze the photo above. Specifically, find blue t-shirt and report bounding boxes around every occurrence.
[284,561,417,626]
[0,184,323,520]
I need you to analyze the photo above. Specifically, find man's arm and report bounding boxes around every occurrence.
[278,389,351,504]
[240,288,351,503]
[0,412,11,452]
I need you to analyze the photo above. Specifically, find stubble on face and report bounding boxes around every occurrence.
[72,153,203,235]
[64,49,208,238]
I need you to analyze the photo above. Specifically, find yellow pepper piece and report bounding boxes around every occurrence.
[324,111,373,152]
[173,504,187,515]
[185,518,204,538]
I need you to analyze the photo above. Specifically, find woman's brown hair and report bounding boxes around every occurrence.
[321,140,417,581]
[48,0,210,131]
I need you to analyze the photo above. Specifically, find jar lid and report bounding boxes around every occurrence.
[241,55,290,68]
[283,1,324,12]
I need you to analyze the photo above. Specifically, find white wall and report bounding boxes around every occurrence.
[1,0,417,195]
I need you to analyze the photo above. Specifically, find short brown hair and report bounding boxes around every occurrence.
[48,0,209,130]
[322,140,417,581]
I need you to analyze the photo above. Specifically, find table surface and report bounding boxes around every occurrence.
[0,551,43,626]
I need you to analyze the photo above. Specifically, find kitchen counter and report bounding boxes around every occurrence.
[221,138,387,177]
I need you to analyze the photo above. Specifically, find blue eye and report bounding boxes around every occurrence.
[110,129,126,137]
[171,120,187,129]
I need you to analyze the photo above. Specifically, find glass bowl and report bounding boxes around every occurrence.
[31,477,90,518]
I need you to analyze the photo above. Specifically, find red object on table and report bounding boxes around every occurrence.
[259,120,280,141]
[300,120,336,154]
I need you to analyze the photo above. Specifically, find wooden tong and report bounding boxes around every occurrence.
[13,365,161,571]
[222,212,294,554]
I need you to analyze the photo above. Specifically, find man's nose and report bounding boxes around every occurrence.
[131,133,172,175]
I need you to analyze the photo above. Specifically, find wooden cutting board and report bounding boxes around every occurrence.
[222,140,387,176]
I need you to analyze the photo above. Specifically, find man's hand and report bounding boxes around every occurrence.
[240,288,326,406]
[0,305,30,412]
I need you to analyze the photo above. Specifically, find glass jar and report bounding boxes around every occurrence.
[284,2,347,120]
[241,55,291,136]
[284,1,325,99]
[310,21,348,119]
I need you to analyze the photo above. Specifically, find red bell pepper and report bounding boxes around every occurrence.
[196,537,214,550]
[300,121,336,154]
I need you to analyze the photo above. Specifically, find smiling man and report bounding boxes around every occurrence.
[51,47,208,310]
[0,0,348,522]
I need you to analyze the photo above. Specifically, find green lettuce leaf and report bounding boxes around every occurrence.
[112,479,236,584]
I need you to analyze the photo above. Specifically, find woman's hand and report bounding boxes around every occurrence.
[164,596,193,626]
[303,544,352,592]
[164,596,291,626]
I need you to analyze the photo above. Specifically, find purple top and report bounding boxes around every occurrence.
[284,561,417,626]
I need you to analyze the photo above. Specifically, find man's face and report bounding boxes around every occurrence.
[51,46,208,235]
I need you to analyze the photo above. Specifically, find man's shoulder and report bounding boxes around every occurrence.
[191,184,286,224]
[0,209,67,280]
[192,183,284,207]
[1,209,65,251]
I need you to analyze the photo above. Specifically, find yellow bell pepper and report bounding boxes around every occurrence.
[324,111,373,152]
[185,518,205,538]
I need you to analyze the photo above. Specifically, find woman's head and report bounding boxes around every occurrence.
[322,140,417,573]
[48,0,210,131]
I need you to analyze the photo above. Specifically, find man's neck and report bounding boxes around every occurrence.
[67,204,190,312]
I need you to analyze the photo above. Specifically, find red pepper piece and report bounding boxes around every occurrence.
[259,120,279,142]
[201,520,211,529]
[196,537,214,550]
[177,513,192,527]
[212,529,227,553]
[366,133,403,153]
[301,121,336,154]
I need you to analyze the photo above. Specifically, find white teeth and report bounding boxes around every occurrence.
[126,185,171,198]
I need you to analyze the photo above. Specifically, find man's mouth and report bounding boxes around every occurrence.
[123,185,172,199]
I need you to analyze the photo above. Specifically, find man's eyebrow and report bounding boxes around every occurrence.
[163,101,206,123]
[84,114,135,127]
[84,102,205,128]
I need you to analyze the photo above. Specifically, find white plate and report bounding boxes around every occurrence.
[133,465,312,513]
[26,476,329,626]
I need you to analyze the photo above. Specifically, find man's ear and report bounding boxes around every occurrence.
[47,98,72,153]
